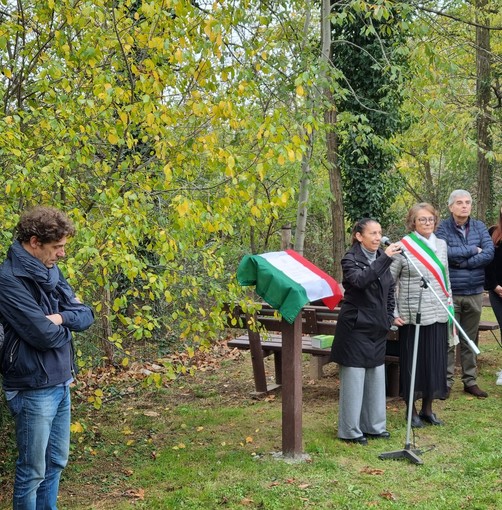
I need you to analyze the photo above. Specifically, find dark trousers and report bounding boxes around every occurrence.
[448,294,483,388]
[488,290,502,343]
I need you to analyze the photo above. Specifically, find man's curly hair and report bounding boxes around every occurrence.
[16,206,75,244]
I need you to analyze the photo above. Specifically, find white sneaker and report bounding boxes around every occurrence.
[497,371,502,386]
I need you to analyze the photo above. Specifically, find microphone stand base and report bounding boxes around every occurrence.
[379,446,424,465]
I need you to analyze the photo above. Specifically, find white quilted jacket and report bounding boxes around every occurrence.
[390,236,451,326]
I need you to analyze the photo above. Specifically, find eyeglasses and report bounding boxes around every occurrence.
[417,217,435,224]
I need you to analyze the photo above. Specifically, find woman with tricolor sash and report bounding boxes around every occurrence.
[390,203,450,428]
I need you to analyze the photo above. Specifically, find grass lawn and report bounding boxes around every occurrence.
[1,320,501,509]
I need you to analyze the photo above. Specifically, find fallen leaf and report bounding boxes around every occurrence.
[124,488,145,500]
[361,466,385,475]
[380,491,396,501]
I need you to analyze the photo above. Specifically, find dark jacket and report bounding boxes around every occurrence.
[484,226,502,291]
[0,244,94,390]
[436,215,494,295]
[330,243,395,368]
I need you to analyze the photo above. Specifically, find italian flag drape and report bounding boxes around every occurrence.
[237,250,343,323]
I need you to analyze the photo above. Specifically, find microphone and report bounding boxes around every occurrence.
[381,236,405,253]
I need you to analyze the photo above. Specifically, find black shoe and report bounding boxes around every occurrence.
[411,415,424,428]
[341,436,368,445]
[365,431,391,440]
[419,412,444,426]
[464,385,488,398]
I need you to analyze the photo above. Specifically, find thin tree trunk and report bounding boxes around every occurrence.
[294,133,313,255]
[100,286,115,363]
[294,1,314,256]
[475,0,492,223]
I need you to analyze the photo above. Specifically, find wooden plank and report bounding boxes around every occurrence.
[478,321,499,331]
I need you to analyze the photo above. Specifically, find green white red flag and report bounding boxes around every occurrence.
[237,250,343,323]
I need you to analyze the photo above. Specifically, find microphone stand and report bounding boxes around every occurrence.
[379,279,425,464]
[379,244,480,465]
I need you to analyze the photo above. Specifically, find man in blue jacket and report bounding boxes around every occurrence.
[0,206,94,509]
[436,190,494,398]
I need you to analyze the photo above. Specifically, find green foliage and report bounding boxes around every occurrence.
[330,0,411,226]
[392,1,502,216]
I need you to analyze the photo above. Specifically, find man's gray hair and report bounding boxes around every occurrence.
[448,189,472,206]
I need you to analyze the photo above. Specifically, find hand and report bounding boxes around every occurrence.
[394,316,406,327]
[385,243,402,258]
[46,313,63,325]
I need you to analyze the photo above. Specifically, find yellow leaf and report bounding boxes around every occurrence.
[70,421,84,433]
[256,163,265,180]
[177,201,190,216]
[108,132,119,144]
[277,154,285,166]
[296,85,305,96]
[245,436,253,443]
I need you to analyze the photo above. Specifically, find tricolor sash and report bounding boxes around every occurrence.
[400,232,455,325]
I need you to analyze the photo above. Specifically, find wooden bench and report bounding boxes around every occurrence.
[224,303,400,397]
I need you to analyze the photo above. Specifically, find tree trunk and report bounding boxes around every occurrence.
[100,286,115,363]
[475,0,492,223]
[282,223,292,250]
[294,134,313,255]
[322,0,345,281]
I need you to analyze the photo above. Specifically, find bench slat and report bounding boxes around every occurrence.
[478,321,499,331]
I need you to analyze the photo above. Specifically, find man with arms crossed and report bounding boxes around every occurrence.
[0,206,94,509]
[436,190,494,398]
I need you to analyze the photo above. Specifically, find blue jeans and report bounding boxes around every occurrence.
[7,386,71,510]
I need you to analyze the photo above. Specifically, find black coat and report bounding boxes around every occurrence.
[484,226,502,291]
[330,243,395,368]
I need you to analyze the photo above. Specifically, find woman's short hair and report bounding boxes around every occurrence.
[405,203,438,232]
[16,206,75,244]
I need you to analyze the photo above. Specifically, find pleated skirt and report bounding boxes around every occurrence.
[399,322,448,401]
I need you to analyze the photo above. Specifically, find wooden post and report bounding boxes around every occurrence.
[246,314,280,395]
[248,329,269,394]
[281,224,291,250]
[281,313,303,457]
